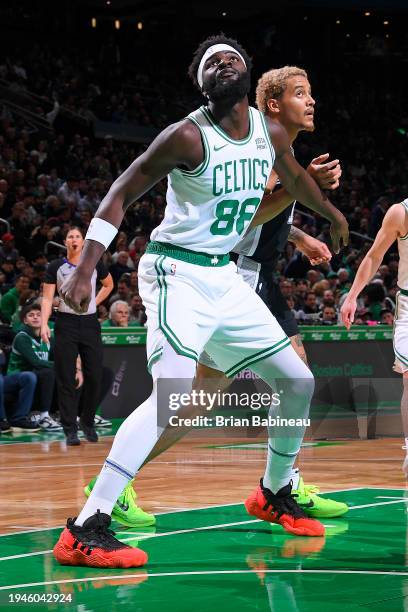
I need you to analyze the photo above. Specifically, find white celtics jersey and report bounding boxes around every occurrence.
[150,105,275,255]
[398,198,408,290]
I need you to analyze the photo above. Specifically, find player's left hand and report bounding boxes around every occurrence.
[307,154,342,190]
[297,235,332,265]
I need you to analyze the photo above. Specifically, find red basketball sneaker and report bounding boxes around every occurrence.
[245,479,325,537]
[53,510,148,568]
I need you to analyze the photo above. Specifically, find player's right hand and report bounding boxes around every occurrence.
[307,154,342,191]
[340,295,357,330]
[40,325,51,345]
[330,212,349,254]
[60,270,92,314]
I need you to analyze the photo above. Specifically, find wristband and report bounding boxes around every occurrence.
[85,217,118,250]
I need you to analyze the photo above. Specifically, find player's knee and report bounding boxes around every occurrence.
[288,373,315,404]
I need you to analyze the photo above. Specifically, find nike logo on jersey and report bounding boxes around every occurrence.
[214,143,228,151]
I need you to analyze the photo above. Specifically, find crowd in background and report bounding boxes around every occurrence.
[0,5,406,433]
[0,23,406,332]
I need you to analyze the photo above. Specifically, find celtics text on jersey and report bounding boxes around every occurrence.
[150,106,275,255]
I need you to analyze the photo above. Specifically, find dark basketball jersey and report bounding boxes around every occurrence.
[231,201,294,268]
[231,146,296,269]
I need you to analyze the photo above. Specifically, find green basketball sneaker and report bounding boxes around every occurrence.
[84,477,156,528]
[292,478,348,518]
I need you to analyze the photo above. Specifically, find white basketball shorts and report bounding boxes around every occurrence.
[138,245,289,379]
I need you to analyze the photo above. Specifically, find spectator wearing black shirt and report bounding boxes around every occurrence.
[109,251,133,285]
[41,226,113,445]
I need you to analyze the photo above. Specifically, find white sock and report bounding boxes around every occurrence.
[74,393,159,526]
[40,411,49,420]
[263,444,300,493]
[75,463,130,525]
[250,345,314,495]
[74,346,196,526]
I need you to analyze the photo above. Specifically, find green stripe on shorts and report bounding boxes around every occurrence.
[154,255,198,362]
[147,347,164,373]
[225,338,291,377]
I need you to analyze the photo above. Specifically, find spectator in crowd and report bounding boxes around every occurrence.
[295,291,321,324]
[0,367,38,433]
[128,293,146,325]
[129,270,138,294]
[97,304,109,323]
[109,251,134,285]
[319,289,336,311]
[0,233,19,262]
[380,309,394,325]
[57,177,80,207]
[102,300,130,327]
[108,275,132,305]
[1,257,16,292]
[7,301,61,431]
[320,305,338,325]
[0,274,30,323]
[0,371,40,433]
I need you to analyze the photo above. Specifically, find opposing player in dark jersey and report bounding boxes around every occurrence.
[198,66,347,519]
[234,65,340,362]
[82,66,348,528]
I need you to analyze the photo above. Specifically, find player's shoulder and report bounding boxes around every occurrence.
[152,117,203,169]
[383,202,408,232]
[163,117,201,147]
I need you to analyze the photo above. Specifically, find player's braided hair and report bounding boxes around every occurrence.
[188,33,252,91]
[256,66,308,114]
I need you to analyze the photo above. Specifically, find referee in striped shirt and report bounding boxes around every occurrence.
[41,226,113,445]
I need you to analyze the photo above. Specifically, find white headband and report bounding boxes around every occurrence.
[197,44,246,89]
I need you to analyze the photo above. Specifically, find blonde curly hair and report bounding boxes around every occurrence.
[256,66,308,114]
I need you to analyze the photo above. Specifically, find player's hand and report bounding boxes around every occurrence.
[307,154,342,190]
[60,270,92,314]
[40,324,51,345]
[297,236,332,265]
[330,212,349,254]
[340,295,357,330]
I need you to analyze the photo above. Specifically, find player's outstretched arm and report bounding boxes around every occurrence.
[341,204,404,329]
[266,118,348,253]
[61,120,203,313]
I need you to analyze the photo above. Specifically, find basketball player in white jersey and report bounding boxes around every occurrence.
[53,35,348,568]
[341,200,408,474]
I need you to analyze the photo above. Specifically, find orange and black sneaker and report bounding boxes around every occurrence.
[53,510,148,568]
[245,479,325,537]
